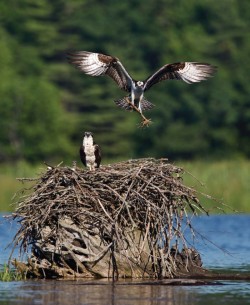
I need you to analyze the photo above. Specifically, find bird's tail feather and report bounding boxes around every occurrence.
[140,97,155,111]
[114,97,133,111]
[114,97,154,111]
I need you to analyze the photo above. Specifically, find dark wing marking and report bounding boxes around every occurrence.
[67,51,132,92]
[144,62,217,91]
[79,145,87,167]
[94,144,101,168]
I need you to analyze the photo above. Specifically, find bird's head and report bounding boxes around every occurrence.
[83,131,94,145]
[84,131,93,138]
[136,81,144,88]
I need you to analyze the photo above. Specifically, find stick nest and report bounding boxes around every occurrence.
[10,158,211,279]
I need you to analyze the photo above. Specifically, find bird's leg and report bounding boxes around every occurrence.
[125,97,152,127]
[88,164,94,171]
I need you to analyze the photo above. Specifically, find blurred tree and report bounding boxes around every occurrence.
[0,0,249,163]
[0,5,71,163]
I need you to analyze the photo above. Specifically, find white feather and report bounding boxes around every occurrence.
[83,135,96,169]
[80,53,108,76]
[178,63,212,83]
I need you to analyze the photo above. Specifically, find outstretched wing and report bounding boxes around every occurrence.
[67,51,132,92]
[144,62,217,91]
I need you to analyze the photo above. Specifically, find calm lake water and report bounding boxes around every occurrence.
[1,213,250,305]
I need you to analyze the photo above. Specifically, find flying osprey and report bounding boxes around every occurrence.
[79,132,101,171]
[67,51,217,124]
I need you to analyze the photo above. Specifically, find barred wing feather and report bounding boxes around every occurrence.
[67,51,132,92]
[144,62,217,91]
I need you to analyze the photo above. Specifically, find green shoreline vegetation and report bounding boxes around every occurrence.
[0,264,25,282]
[0,159,249,213]
[179,159,250,213]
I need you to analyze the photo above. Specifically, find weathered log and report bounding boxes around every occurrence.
[9,158,217,279]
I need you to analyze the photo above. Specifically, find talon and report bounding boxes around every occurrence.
[140,118,152,128]
[125,97,152,127]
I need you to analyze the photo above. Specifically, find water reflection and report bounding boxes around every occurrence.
[1,280,250,305]
[0,280,198,305]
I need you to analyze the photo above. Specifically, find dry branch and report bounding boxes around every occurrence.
[9,158,214,279]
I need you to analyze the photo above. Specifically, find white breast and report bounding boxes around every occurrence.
[83,137,96,169]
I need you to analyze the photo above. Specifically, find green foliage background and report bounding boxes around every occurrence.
[0,0,249,164]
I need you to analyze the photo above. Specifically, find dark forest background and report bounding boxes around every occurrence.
[0,0,249,164]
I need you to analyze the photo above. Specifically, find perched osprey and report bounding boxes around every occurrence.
[79,132,101,171]
[67,51,217,114]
